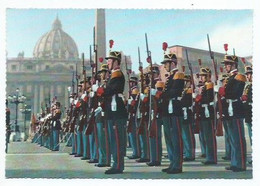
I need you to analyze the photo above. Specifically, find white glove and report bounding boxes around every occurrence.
[216,112,220,119]
[228,100,233,116]
[214,85,219,93]
[183,107,187,120]
[94,107,102,116]
[128,97,133,105]
[92,84,99,92]
[150,88,157,96]
[140,93,146,101]
[192,93,197,99]
[89,91,95,98]
[204,106,210,118]
[81,93,86,100]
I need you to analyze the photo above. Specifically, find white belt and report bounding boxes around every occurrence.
[117,93,125,102]
[172,97,182,101]
[202,102,214,107]
[226,99,238,103]
[182,107,188,120]
[201,104,210,118]
[227,99,234,116]
[183,106,192,110]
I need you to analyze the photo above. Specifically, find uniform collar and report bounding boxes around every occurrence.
[170,68,178,75]
[230,69,238,76]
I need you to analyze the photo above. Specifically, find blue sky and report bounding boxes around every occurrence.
[7,9,253,72]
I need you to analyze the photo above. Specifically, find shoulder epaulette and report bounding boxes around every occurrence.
[205,82,214,90]
[56,109,61,114]
[187,88,192,94]
[173,72,184,80]
[235,73,247,82]
[111,69,123,79]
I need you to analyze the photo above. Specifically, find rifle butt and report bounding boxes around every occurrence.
[216,119,223,136]
[149,119,157,138]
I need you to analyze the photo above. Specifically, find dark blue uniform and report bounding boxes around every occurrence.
[161,70,184,172]
[102,68,127,173]
[225,71,247,171]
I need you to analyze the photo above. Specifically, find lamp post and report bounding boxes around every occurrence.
[20,104,31,141]
[8,88,26,141]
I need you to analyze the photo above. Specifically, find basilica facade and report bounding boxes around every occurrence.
[6,17,91,127]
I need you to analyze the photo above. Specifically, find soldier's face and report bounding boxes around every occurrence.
[246,73,252,82]
[200,75,206,83]
[225,64,232,73]
[101,71,106,80]
[154,72,159,79]
[164,62,171,72]
[85,82,90,90]
[130,82,135,87]
[81,83,85,90]
[78,86,82,92]
[185,81,191,88]
[107,59,113,70]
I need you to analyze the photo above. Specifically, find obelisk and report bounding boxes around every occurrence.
[95,9,106,68]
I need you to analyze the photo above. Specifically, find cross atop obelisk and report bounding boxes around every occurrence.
[95,9,106,68]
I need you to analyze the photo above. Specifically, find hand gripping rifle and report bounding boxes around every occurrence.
[207,34,223,136]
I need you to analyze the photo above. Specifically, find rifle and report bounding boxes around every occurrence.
[85,27,98,135]
[185,49,199,134]
[126,54,133,133]
[137,46,145,135]
[144,34,157,138]
[72,71,75,94]
[207,34,223,136]
[138,34,156,145]
[126,49,139,133]
[69,68,79,133]
[78,53,88,132]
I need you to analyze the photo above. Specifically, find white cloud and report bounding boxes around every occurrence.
[195,20,253,57]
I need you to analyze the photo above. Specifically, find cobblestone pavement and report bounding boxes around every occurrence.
[5,136,252,179]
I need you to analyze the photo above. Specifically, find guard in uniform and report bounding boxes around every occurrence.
[127,84,141,159]
[196,67,217,165]
[127,76,141,159]
[94,64,111,167]
[195,80,206,158]
[181,75,196,161]
[242,65,252,164]
[6,99,11,153]
[52,102,62,151]
[75,84,83,157]
[92,51,127,174]
[147,66,163,166]
[222,55,247,172]
[69,93,79,156]
[148,80,164,166]
[137,83,150,163]
[217,74,231,161]
[88,82,99,164]
[160,53,184,174]
[80,78,91,160]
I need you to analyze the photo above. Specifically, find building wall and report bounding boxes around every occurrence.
[6,57,92,127]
